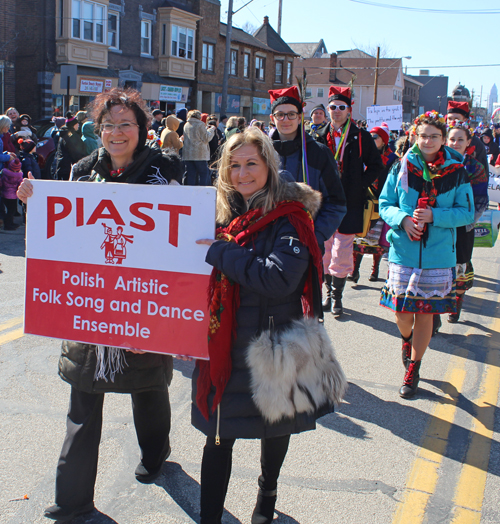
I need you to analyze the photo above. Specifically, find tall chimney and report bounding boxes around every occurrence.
[329,53,337,83]
[264,16,269,24]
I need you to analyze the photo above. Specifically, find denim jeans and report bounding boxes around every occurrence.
[184,160,211,186]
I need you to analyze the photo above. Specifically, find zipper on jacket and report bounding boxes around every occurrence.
[269,316,275,340]
[466,193,471,212]
[215,404,220,446]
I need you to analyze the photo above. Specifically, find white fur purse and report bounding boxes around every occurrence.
[246,317,348,423]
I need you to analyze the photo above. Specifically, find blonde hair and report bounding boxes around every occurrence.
[0,115,12,132]
[187,109,201,120]
[216,127,285,225]
[226,116,239,128]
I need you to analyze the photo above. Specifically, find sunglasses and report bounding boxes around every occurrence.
[328,105,348,111]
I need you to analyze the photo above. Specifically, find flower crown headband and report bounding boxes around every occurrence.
[447,120,470,133]
[414,110,446,126]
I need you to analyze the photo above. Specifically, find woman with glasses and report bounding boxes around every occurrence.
[17,88,183,522]
[349,124,397,283]
[379,111,473,398]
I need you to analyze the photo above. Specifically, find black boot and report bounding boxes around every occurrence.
[332,276,346,317]
[448,294,464,323]
[401,333,412,370]
[251,488,277,524]
[322,274,333,312]
[369,254,382,282]
[432,314,442,336]
[347,253,362,283]
[399,360,421,399]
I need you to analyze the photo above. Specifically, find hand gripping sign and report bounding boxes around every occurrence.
[24,180,216,359]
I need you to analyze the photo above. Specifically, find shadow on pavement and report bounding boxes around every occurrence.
[275,509,301,523]
[156,461,242,524]
[338,309,401,339]
[173,358,195,379]
[473,274,499,293]
[321,382,499,477]
[72,509,118,523]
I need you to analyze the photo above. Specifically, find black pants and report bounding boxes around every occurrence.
[54,386,171,508]
[3,198,17,228]
[200,434,290,524]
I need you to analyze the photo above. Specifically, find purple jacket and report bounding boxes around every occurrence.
[1,167,23,199]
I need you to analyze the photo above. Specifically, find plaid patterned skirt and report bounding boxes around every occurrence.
[380,263,457,314]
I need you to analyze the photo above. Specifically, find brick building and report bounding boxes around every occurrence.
[0,0,19,113]
[8,0,295,122]
[403,75,422,123]
[195,10,296,121]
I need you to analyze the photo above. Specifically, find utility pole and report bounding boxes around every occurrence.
[479,85,483,108]
[220,0,234,118]
[373,46,380,105]
[278,0,283,35]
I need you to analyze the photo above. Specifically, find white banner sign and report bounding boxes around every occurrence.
[24,181,216,358]
[488,165,500,203]
[159,85,183,102]
[366,105,403,130]
[79,79,104,93]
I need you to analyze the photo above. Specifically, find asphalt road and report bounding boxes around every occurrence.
[1,219,499,524]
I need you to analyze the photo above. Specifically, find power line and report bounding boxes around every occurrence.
[311,63,500,70]
[348,0,500,14]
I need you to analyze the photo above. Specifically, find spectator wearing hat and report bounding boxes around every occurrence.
[160,115,184,154]
[81,121,99,155]
[11,114,38,147]
[55,117,87,180]
[1,157,23,230]
[176,108,187,139]
[305,104,328,141]
[75,111,88,130]
[18,138,41,179]
[447,101,488,175]
[316,86,384,316]
[268,86,347,252]
[218,114,228,135]
[151,109,164,134]
[492,123,500,148]
[480,128,499,165]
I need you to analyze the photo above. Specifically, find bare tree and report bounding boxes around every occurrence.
[240,21,258,35]
[351,40,399,58]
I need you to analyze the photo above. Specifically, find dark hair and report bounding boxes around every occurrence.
[89,88,151,150]
[237,117,246,131]
[447,125,471,140]
[415,116,447,137]
[208,119,217,127]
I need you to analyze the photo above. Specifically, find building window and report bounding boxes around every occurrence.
[141,20,152,55]
[72,0,105,43]
[59,0,64,37]
[230,50,237,76]
[306,87,312,98]
[255,56,265,81]
[243,53,250,78]
[317,87,324,98]
[172,25,194,59]
[275,61,283,83]
[202,43,214,71]
[398,91,401,101]
[108,11,119,49]
[287,62,292,84]
[393,89,397,100]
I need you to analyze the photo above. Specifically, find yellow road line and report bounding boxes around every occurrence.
[451,316,500,523]
[392,351,467,524]
[0,316,23,332]
[0,327,24,346]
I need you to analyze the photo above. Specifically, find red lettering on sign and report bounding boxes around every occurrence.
[158,205,191,247]
[47,196,72,239]
[76,198,84,227]
[86,199,125,226]
[129,202,155,232]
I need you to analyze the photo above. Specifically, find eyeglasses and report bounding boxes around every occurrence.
[417,134,442,141]
[272,111,299,121]
[371,134,380,140]
[328,105,348,111]
[100,122,139,133]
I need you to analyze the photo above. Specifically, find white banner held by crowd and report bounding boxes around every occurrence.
[24,180,216,359]
[366,105,403,130]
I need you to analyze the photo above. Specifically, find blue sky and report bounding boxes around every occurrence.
[220,0,500,109]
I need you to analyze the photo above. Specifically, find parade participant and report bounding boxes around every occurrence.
[182,109,216,186]
[305,104,328,141]
[54,116,87,180]
[379,111,474,398]
[160,115,184,154]
[446,101,488,175]
[268,86,346,254]
[480,128,499,165]
[446,123,489,322]
[18,88,182,522]
[193,127,345,524]
[316,86,384,315]
[349,124,396,283]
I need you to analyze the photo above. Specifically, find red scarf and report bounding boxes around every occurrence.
[196,200,322,420]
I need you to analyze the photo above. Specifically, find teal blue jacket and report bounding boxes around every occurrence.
[379,146,474,269]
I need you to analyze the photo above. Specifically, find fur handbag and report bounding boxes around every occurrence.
[246,317,348,423]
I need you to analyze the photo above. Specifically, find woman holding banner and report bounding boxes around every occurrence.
[193,127,346,524]
[18,88,183,522]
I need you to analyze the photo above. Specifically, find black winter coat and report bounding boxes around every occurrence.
[191,183,333,439]
[471,135,489,175]
[58,142,183,394]
[55,126,87,180]
[271,127,347,248]
[316,122,384,234]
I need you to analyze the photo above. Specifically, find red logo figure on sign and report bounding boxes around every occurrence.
[101,223,134,264]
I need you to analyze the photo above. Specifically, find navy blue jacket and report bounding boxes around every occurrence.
[271,127,346,248]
